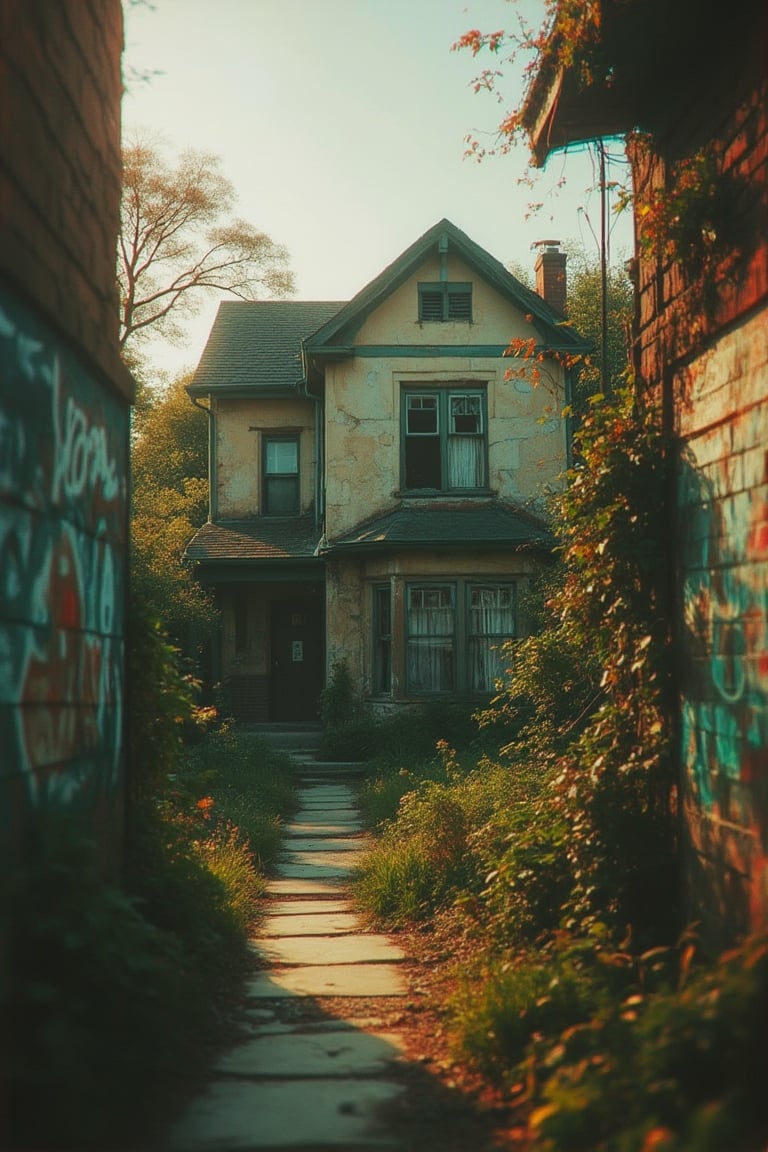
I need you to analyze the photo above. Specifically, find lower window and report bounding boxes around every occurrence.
[407,585,455,693]
[468,584,516,692]
[377,580,516,697]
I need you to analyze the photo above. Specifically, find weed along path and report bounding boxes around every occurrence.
[165,762,506,1152]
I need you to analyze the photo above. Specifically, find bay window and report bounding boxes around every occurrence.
[376,579,517,697]
[468,583,517,692]
[406,584,455,693]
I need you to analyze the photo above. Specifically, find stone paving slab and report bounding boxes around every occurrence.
[266,877,348,897]
[255,934,405,967]
[291,813,363,828]
[294,807,359,821]
[265,898,354,916]
[280,849,364,868]
[299,785,356,798]
[275,861,355,879]
[289,827,363,840]
[166,1077,403,1149]
[283,836,367,852]
[214,1030,406,1077]
[261,893,352,912]
[258,911,362,936]
[246,964,408,998]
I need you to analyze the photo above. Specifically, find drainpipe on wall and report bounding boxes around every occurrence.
[190,394,215,521]
[299,346,324,531]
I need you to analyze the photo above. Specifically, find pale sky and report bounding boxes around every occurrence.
[122,0,632,378]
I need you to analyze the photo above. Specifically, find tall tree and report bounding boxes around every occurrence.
[563,245,634,409]
[131,371,214,653]
[119,139,295,351]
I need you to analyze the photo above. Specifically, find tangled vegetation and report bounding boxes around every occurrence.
[7,648,296,1151]
[354,390,768,1152]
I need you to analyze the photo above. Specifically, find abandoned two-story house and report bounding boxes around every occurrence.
[185,219,585,723]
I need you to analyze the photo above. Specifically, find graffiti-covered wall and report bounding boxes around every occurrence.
[0,0,133,877]
[677,315,768,940]
[630,70,768,942]
[0,288,129,863]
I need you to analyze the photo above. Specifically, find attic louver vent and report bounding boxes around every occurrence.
[447,291,472,320]
[419,291,444,321]
[418,282,472,322]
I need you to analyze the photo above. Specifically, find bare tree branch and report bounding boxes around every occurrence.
[118,137,295,350]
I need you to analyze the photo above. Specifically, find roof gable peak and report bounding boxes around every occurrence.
[304,218,584,353]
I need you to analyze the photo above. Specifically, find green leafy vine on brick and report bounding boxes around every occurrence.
[617,138,745,281]
[479,387,677,942]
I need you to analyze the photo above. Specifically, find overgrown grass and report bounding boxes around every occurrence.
[355,744,541,926]
[7,724,296,1150]
[353,723,768,1151]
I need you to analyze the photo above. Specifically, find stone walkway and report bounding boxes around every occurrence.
[165,773,418,1151]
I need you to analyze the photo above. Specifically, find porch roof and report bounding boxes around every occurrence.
[321,501,556,554]
[185,517,322,562]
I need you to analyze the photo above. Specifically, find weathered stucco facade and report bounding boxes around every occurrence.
[186,220,584,723]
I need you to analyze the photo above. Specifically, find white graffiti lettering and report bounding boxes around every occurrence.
[52,358,119,505]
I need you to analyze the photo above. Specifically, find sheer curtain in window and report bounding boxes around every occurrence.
[447,436,483,487]
[407,587,454,692]
[469,586,516,691]
[448,395,483,487]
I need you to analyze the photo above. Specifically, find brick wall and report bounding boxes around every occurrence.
[0,1,132,398]
[630,74,768,943]
[0,1,132,876]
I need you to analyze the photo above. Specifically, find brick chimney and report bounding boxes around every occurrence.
[534,241,567,316]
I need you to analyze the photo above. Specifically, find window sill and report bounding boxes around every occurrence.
[394,488,496,500]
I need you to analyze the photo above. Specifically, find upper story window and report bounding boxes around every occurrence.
[402,386,486,492]
[418,282,472,322]
[263,435,299,515]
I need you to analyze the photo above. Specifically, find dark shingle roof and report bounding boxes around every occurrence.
[185,517,322,562]
[187,300,347,396]
[322,501,555,554]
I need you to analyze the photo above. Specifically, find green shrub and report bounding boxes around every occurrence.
[529,933,768,1152]
[167,725,297,869]
[194,821,263,933]
[318,713,385,761]
[450,941,609,1078]
[7,807,210,1150]
[319,694,484,764]
[125,803,250,982]
[357,758,447,827]
[355,840,442,926]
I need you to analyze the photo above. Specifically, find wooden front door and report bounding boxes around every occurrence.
[270,601,324,721]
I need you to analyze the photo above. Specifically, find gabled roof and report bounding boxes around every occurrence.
[187,300,346,397]
[185,517,321,562]
[304,218,585,356]
[321,500,556,555]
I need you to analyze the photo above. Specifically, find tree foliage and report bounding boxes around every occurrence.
[119,139,295,351]
[131,372,215,653]
[453,2,608,162]
[564,245,634,408]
